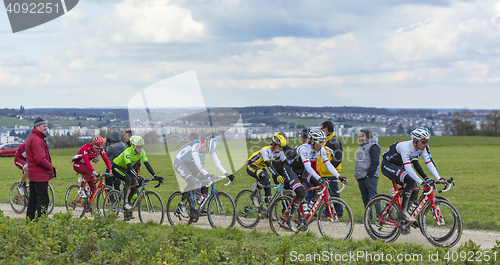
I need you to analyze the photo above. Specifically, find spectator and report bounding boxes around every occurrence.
[354,129,382,219]
[316,121,344,216]
[25,117,56,221]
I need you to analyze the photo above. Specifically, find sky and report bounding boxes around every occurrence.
[1,0,500,109]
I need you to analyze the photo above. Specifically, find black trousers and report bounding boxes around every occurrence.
[26,181,49,221]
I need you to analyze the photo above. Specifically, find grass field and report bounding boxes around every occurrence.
[1,136,499,231]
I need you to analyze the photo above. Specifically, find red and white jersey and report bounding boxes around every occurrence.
[14,143,27,170]
[72,143,112,173]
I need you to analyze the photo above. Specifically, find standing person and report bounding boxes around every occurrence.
[25,117,56,221]
[105,130,126,190]
[316,121,344,216]
[354,129,381,219]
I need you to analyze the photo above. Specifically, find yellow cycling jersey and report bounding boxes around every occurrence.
[247,146,285,169]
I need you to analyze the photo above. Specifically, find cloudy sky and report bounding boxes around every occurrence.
[1,0,500,109]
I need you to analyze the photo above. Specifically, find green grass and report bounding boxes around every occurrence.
[0,116,33,127]
[1,136,499,232]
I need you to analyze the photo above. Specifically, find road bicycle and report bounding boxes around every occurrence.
[65,173,114,218]
[9,181,55,214]
[234,182,294,229]
[363,178,462,248]
[102,177,164,224]
[268,180,354,240]
[166,176,236,228]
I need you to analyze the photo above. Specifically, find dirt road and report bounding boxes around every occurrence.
[1,203,498,250]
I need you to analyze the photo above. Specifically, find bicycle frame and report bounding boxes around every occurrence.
[379,182,452,227]
[71,173,108,207]
[281,180,345,223]
[188,176,231,213]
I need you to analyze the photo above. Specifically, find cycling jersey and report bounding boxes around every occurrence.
[316,132,342,176]
[175,139,227,176]
[72,143,112,174]
[287,143,340,182]
[382,140,440,184]
[113,147,148,169]
[14,143,27,170]
[248,146,285,175]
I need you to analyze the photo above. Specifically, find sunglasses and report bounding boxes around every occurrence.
[94,145,102,150]
[420,140,429,144]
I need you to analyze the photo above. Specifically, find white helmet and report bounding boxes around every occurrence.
[308,129,326,142]
[204,136,218,153]
[411,128,430,141]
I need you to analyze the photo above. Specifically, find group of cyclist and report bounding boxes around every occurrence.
[14,120,446,229]
[243,124,446,232]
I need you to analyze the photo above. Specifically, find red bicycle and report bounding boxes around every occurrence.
[268,180,353,240]
[65,173,114,218]
[363,178,462,248]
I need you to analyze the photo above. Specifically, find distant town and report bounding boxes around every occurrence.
[0,106,499,147]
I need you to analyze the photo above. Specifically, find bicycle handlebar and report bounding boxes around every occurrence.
[334,180,346,193]
[438,177,455,193]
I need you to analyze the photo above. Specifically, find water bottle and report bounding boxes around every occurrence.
[131,194,138,204]
[26,184,30,194]
[389,188,395,197]
[78,177,84,184]
[85,186,91,197]
[198,194,207,205]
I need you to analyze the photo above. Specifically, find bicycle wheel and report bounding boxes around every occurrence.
[65,184,86,218]
[364,194,400,242]
[268,195,297,236]
[47,184,55,215]
[166,191,194,226]
[419,198,463,248]
[207,191,236,228]
[95,185,113,213]
[235,189,261,229]
[138,191,165,224]
[317,197,354,240]
[102,190,123,218]
[9,182,26,214]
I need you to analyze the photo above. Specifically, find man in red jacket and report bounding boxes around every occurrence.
[25,117,56,221]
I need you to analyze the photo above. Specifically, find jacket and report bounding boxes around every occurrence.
[354,136,381,180]
[25,128,55,182]
[106,131,126,161]
[316,132,342,177]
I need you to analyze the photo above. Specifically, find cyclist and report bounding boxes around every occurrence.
[105,130,126,190]
[14,143,28,196]
[283,129,347,232]
[174,135,235,216]
[247,134,287,207]
[112,135,162,211]
[381,128,446,223]
[72,136,113,198]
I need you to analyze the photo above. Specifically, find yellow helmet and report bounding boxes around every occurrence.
[272,134,287,147]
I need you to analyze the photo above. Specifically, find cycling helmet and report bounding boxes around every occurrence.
[130,135,145,148]
[277,131,286,138]
[204,136,218,153]
[93,136,105,148]
[272,134,287,147]
[411,128,430,141]
[308,129,326,142]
